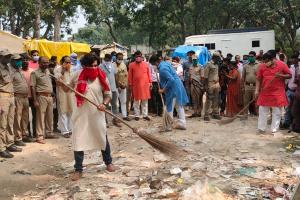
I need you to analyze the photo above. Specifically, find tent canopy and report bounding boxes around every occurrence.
[172,45,211,66]
[24,39,91,61]
[0,31,25,54]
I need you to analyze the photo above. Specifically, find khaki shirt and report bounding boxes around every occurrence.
[204,61,219,87]
[115,62,128,88]
[0,63,14,93]
[30,68,53,93]
[243,63,259,84]
[12,69,29,94]
[190,66,203,82]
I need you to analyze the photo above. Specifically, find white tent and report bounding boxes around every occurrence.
[0,30,25,54]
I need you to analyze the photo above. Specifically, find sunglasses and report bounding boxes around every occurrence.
[65,61,71,64]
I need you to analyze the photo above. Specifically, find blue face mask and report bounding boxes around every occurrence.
[15,60,23,68]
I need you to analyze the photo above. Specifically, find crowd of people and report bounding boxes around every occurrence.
[0,47,299,180]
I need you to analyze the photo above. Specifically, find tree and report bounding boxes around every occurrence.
[33,0,41,38]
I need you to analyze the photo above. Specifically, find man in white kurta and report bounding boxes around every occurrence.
[66,53,118,181]
[54,56,74,137]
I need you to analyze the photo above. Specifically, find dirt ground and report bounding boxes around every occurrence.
[1,112,300,200]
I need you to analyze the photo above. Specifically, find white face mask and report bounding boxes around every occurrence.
[116,59,123,64]
[33,56,39,62]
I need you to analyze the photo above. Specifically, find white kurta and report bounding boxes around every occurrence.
[71,71,111,151]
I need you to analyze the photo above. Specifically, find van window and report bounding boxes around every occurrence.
[194,44,204,46]
[252,40,260,48]
[205,43,216,50]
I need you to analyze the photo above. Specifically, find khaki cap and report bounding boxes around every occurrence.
[0,49,12,56]
[11,53,21,60]
[212,51,221,57]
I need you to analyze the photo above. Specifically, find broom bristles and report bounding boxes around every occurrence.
[137,130,186,157]
[218,117,236,125]
[162,107,173,130]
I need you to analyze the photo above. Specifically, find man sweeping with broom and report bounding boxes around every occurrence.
[65,53,118,181]
[150,55,189,130]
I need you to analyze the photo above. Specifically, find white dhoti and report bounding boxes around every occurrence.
[168,98,186,127]
[58,112,72,135]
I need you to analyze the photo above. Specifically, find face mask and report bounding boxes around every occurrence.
[65,63,71,70]
[248,57,256,63]
[135,56,143,63]
[84,67,99,80]
[192,59,198,66]
[15,60,23,68]
[116,59,123,64]
[33,56,39,62]
[112,55,117,62]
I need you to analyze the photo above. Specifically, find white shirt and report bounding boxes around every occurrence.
[288,64,299,90]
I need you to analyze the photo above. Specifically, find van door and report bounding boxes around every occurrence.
[221,39,231,55]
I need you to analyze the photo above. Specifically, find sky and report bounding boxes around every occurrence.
[65,7,87,39]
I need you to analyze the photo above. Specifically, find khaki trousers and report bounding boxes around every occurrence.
[36,96,53,140]
[243,85,256,114]
[191,82,204,115]
[204,87,219,116]
[14,96,29,141]
[0,96,15,151]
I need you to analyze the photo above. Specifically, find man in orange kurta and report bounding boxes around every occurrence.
[128,51,152,121]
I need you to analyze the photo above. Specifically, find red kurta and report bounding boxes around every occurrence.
[226,68,242,117]
[256,60,291,107]
[128,61,152,101]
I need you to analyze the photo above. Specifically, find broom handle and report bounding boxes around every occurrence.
[49,74,135,130]
[154,70,166,107]
[234,75,277,117]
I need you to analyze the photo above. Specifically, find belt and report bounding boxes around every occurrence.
[0,92,14,97]
[246,82,256,86]
[37,92,52,97]
[14,93,28,98]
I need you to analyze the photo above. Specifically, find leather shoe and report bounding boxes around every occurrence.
[204,115,210,121]
[106,164,119,172]
[123,117,131,121]
[0,150,14,158]
[36,139,46,144]
[135,117,140,121]
[45,135,59,139]
[22,137,34,143]
[71,171,82,181]
[143,116,151,121]
[7,145,22,152]
[15,140,26,146]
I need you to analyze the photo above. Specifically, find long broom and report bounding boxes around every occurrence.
[154,71,173,131]
[218,75,277,125]
[49,74,185,157]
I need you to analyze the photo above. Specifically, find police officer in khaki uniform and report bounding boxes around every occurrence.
[0,50,22,158]
[242,51,259,117]
[30,56,58,144]
[189,55,205,118]
[203,52,222,121]
[11,54,32,146]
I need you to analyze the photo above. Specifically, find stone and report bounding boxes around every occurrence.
[150,179,162,190]
[170,167,182,175]
[153,154,168,162]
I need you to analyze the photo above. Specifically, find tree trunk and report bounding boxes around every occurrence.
[9,11,16,34]
[43,22,53,39]
[33,0,41,39]
[104,19,118,43]
[54,8,63,41]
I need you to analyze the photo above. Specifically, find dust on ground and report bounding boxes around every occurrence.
[1,113,299,200]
